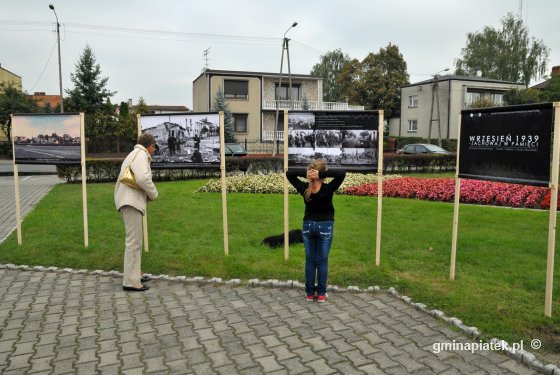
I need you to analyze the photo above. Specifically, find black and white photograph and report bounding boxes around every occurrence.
[12,114,81,164]
[141,112,220,164]
[314,130,343,149]
[288,113,315,130]
[340,148,377,165]
[288,111,380,169]
[340,130,377,148]
[288,148,315,166]
[288,130,315,148]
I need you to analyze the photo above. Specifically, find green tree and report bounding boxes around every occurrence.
[65,45,116,113]
[504,88,543,105]
[455,13,549,85]
[542,74,560,102]
[0,83,40,153]
[133,97,150,115]
[212,88,235,143]
[338,44,409,117]
[310,49,350,102]
[65,45,117,153]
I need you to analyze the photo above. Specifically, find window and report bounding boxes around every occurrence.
[490,93,504,106]
[275,83,300,101]
[224,80,248,99]
[465,91,482,108]
[409,95,418,107]
[408,120,417,133]
[233,114,248,133]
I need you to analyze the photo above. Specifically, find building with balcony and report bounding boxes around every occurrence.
[192,69,364,143]
[391,75,524,140]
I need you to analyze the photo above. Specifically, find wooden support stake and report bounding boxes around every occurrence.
[80,113,89,247]
[545,102,560,317]
[11,115,22,245]
[375,111,384,266]
[450,114,463,280]
[219,112,229,256]
[283,110,290,261]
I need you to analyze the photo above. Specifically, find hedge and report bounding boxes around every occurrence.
[56,154,454,183]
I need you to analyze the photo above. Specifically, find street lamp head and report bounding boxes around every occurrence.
[292,22,298,27]
[49,4,54,10]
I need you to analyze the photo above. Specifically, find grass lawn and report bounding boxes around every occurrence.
[0,178,559,358]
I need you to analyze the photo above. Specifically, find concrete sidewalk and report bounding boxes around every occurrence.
[0,267,542,375]
[0,160,57,176]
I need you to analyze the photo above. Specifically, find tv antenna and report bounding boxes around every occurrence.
[203,47,211,71]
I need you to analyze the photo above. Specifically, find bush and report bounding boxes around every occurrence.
[383,153,456,174]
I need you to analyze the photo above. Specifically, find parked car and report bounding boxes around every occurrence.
[213,143,248,157]
[396,143,450,155]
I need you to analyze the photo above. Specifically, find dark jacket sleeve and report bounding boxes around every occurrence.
[286,169,308,195]
[319,169,346,192]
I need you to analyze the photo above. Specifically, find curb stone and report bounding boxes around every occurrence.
[0,263,556,374]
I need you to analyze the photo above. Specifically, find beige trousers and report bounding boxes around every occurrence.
[121,205,143,287]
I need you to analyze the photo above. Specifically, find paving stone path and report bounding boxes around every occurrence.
[0,268,539,375]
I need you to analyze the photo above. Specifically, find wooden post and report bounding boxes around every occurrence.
[219,111,229,256]
[11,115,22,245]
[80,113,89,247]
[375,111,384,266]
[450,114,463,280]
[545,102,560,317]
[283,110,290,261]
[137,114,149,252]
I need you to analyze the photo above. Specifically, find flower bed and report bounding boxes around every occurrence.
[343,177,556,209]
[196,173,402,194]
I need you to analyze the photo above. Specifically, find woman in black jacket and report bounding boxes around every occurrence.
[286,159,346,303]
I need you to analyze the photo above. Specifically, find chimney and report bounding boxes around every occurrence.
[552,66,560,76]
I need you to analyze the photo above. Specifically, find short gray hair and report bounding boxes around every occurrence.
[137,133,156,148]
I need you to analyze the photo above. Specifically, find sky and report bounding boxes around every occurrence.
[12,114,80,138]
[1,0,559,109]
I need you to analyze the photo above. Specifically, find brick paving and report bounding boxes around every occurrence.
[0,269,539,374]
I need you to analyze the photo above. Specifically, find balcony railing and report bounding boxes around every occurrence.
[263,100,364,111]
[262,131,285,141]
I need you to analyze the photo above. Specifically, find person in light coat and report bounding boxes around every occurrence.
[115,133,159,291]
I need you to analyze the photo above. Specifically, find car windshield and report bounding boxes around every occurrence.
[226,144,244,152]
[424,144,447,152]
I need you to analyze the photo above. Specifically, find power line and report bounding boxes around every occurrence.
[30,37,58,92]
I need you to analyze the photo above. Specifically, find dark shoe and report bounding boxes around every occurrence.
[123,285,150,292]
[141,275,152,283]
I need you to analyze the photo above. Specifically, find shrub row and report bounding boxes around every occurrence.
[56,156,288,183]
[382,153,455,174]
[56,154,454,183]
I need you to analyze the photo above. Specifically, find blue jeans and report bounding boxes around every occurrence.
[302,220,334,296]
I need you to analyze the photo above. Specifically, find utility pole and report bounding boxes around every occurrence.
[428,68,449,146]
[273,22,297,156]
[49,4,63,113]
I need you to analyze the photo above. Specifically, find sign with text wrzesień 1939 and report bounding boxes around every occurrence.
[458,103,554,186]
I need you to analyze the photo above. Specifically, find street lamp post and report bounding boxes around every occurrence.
[273,22,297,156]
[49,4,63,113]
